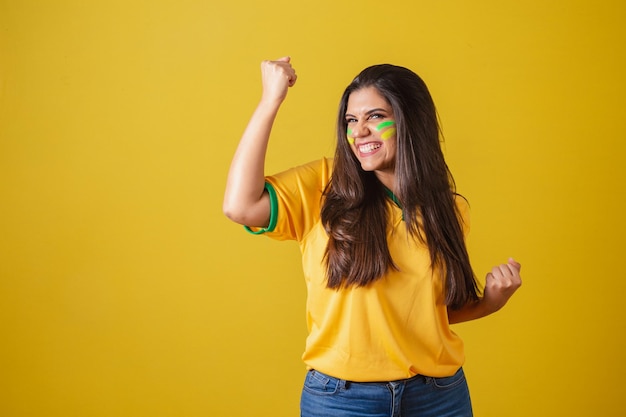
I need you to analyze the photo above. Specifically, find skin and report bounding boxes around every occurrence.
[345,86,398,192]
[448,258,522,323]
[223,56,296,229]
[223,57,522,323]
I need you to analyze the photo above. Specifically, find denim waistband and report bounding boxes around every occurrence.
[309,368,430,386]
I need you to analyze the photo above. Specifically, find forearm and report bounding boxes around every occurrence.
[447,299,492,324]
[223,98,281,226]
[448,258,523,324]
[448,259,523,324]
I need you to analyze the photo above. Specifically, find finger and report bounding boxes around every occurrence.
[261,60,296,84]
[270,59,296,79]
[288,73,297,87]
[508,257,521,272]
[485,272,496,285]
[496,262,520,279]
[491,264,507,279]
[261,58,291,72]
[488,266,513,289]
[502,262,521,278]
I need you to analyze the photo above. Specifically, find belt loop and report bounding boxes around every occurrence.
[338,378,348,390]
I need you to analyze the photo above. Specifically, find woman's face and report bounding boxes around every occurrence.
[345,86,397,185]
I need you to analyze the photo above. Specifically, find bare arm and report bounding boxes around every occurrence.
[223,57,297,227]
[448,258,522,324]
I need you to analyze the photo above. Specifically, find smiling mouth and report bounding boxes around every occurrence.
[358,142,382,154]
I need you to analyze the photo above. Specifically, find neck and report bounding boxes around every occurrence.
[375,171,396,194]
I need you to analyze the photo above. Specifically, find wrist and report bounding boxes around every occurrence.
[259,93,285,109]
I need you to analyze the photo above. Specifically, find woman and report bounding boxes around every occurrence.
[223,57,521,417]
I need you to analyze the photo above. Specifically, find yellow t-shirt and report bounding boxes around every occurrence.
[251,158,469,382]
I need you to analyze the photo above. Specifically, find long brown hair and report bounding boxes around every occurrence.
[320,64,480,310]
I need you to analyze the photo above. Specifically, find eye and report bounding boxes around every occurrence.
[369,113,384,120]
[345,117,357,124]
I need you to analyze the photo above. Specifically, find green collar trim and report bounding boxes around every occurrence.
[384,188,402,209]
[384,188,404,220]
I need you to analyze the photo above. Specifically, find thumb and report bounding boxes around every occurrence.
[276,56,291,63]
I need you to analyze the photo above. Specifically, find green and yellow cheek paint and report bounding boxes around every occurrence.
[346,121,396,144]
[347,128,355,144]
[376,120,396,140]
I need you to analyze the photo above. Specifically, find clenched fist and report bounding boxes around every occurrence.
[482,258,522,313]
[261,56,298,105]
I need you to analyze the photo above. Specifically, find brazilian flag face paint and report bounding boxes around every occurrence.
[376,120,396,140]
[346,120,395,144]
[347,128,355,144]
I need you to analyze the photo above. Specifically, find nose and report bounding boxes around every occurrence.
[351,121,370,139]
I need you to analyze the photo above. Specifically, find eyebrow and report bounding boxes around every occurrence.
[345,108,390,118]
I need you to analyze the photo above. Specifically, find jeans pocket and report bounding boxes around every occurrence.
[430,368,467,390]
[303,370,341,396]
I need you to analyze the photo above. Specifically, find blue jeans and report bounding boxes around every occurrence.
[300,368,473,417]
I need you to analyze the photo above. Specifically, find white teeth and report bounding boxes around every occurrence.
[359,143,381,153]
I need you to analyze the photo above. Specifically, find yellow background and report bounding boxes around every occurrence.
[1,1,625,416]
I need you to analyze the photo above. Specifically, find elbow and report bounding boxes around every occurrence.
[223,189,269,227]
[222,199,245,225]
[223,197,258,226]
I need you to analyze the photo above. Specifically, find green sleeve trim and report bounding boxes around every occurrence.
[244,182,278,235]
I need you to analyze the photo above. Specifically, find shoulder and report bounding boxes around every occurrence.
[268,157,333,187]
